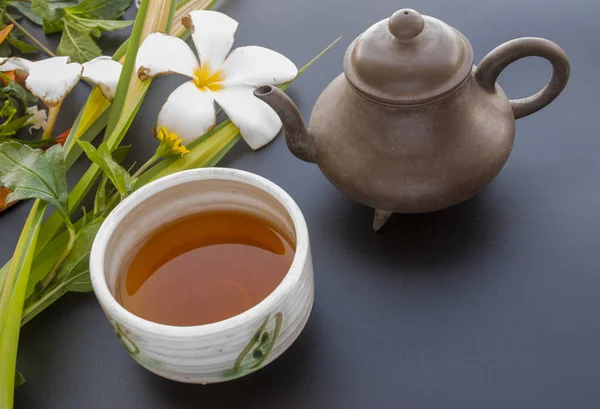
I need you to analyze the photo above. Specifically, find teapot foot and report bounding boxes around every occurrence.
[373,209,393,231]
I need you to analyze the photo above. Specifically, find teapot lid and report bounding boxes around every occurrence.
[344,9,473,105]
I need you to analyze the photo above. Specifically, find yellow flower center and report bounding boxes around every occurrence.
[193,65,224,92]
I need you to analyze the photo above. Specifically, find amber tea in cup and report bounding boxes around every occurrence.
[116,209,295,326]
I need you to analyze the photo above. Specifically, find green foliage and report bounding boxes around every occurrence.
[57,18,101,62]
[14,370,24,387]
[6,35,37,53]
[65,0,129,20]
[26,0,133,62]
[8,2,43,25]
[21,217,103,325]
[0,71,37,137]
[0,10,40,54]
[0,142,69,220]
[77,140,133,197]
[0,47,39,137]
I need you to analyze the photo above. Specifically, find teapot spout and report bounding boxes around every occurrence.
[254,86,316,163]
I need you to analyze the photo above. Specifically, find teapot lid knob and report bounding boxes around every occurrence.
[388,9,424,40]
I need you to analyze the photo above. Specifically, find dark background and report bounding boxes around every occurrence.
[1,0,599,408]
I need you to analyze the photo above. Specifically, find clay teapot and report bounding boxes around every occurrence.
[254,9,569,230]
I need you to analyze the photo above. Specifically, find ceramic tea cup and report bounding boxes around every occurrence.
[90,168,314,383]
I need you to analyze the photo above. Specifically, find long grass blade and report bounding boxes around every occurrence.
[0,200,46,409]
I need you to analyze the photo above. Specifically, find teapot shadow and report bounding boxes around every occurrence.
[321,186,509,272]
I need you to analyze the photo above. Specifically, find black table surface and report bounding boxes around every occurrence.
[2,0,599,408]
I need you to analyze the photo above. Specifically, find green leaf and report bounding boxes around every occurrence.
[63,87,111,168]
[0,114,32,136]
[0,142,69,220]
[25,222,70,297]
[67,16,133,38]
[93,145,129,215]
[6,35,38,53]
[9,2,44,25]
[65,0,131,20]
[42,17,64,34]
[21,217,102,325]
[77,140,132,196]
[0,200,46,409]
[93,174,108,215]
[57,18,101,62]
[21,268,88,326]
[15,370,25,387]
[111,144,131,164]
[1,75,38,106]
[30,0,65,21]
[56,218,102,283]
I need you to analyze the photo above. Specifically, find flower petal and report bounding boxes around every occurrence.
[156,81,216,144]
[26,57,82,107]
[25,106,47,132]
[82,57,122,102]
[212,84,282,150]
[0,57,33,72]
[183,10,238,74]
[221,46,298,86]
[135,32,199,80]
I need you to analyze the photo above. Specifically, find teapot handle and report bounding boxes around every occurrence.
[475,37,570,119]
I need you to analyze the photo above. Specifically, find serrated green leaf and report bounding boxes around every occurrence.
[6,35,38,53]
[30,0,65,21]
[0,142,69,220]
[9,2,44,25]
[65,0,131,20]
[57,18,101,62]
[67,16,132,38]
[77,140,132,196]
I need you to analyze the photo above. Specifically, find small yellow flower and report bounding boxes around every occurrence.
[156,126,189,157]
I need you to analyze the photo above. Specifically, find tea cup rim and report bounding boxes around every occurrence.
[90,168,310,337]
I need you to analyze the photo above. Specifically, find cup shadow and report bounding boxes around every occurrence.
[135,312,323,409]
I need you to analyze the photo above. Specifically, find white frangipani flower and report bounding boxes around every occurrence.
[0,56,82,107]
[82,56,123,102]
[135,10,298,149]
[0,55,122,105]
[25,106,47,133]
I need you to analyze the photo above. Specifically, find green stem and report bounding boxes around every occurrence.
[21,282,62,326]
[5,13,56,58]
[100,192,121,218]
[132,153,160,179]
[21,270,86,326]
[40,219,75,288]
[42,103,62,140]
